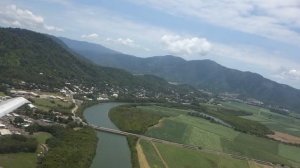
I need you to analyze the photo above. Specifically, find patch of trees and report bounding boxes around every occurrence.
[158,103,273,136]
[0,134,38,153]
[217,108,252,116]
[109,104,165,168]
[26,124,97,168]
[194,107,273,136]
[109,104,165,134]
[39,127,97,168]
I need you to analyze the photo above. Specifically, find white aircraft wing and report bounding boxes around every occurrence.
[0,97,30,118]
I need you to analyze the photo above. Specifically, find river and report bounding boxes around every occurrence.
[84,102,132,168]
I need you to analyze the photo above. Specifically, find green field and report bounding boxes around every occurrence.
[139,140,165,168]
[140,140,251,168]
[0,153,36,168]
[145,110,300,167]
[0,133,52,168]
[111,104,300,168]
[222,101,300,137]
[33,132,52,144]
[33,98,74,113]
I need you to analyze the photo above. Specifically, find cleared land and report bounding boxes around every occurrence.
[268,131,300,144]
[141,140,251,168]
[146,112,300,167]
[0,153,36,168]
[222,101,300,137]
[110,104,300,168]
[136,140,150,168]
[32,98,74,113]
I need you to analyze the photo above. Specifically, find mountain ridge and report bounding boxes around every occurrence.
[0,28,206,102]
[60,37,300,112]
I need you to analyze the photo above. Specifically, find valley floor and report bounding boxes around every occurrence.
[110,103,300,168]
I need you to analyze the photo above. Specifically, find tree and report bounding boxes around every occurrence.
[14,116,24,123]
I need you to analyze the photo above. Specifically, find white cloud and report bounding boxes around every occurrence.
[131,0,300,46]
[81,33,99,39]
[161,35,212,56]
[106,37,150,51]
[0,4,63,32]
[278,69,300,80]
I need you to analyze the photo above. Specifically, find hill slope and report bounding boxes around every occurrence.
[60,38,300,112]
[0,28,205,101]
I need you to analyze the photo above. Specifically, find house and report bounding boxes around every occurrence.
[0,129,12,135]
[28,103,36,109]
[0,123,5,129]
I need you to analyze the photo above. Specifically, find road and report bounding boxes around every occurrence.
[90,124,275,167]
[70,95,78,116]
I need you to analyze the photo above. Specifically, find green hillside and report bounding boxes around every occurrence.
[0,28,204,100]
[60,37,300,112]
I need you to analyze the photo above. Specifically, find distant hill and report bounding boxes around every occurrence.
[0,28,203,100]
[61,38,300,112]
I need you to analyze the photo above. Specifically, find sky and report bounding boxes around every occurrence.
[0,0,300,89]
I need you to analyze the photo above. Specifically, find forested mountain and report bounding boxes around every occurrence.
[0,28,202,99]
[61,38,300,112]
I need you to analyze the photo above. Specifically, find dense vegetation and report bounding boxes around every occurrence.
[0,28,204,100]
[204,109,273,136]
[62,37,300,113]
[109,104,165,168]
[0,135,38,153]
[109,104,165,134]
[26,124,97,168]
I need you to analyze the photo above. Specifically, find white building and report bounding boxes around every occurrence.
[0,129,12,135]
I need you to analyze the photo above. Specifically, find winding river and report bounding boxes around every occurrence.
[84,102,132,168]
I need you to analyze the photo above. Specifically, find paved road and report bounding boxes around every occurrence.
[90,124,275,167]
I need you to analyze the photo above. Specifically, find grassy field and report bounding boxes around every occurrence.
[146,112,300,167]
[111,104,300,167]
[222,101,300,137]
[32,98,73,113]
[0,153,36,168]
[33,132,52,144]
[139,140,165,168]
[140,140,251,168]
[0,132,52,168]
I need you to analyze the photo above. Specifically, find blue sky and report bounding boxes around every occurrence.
[1,0,300,89]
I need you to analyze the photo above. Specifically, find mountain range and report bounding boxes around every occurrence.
[60,37,300,112]
[0,28,203,100]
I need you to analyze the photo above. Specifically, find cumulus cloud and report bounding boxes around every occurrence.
[81,33,99,39]
[161,35,212,56]
[0,4,63,32]
[115,38,135,47]
[278,69,300,80]
[106,37,150,51]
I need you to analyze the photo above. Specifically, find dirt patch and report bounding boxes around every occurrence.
[153,119,164,128]
[268,131,300,144]
[147,118,165,132]
[248,161,273,168]
[136,140,150,168]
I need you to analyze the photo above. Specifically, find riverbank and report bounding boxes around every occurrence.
[84,102,132,168]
